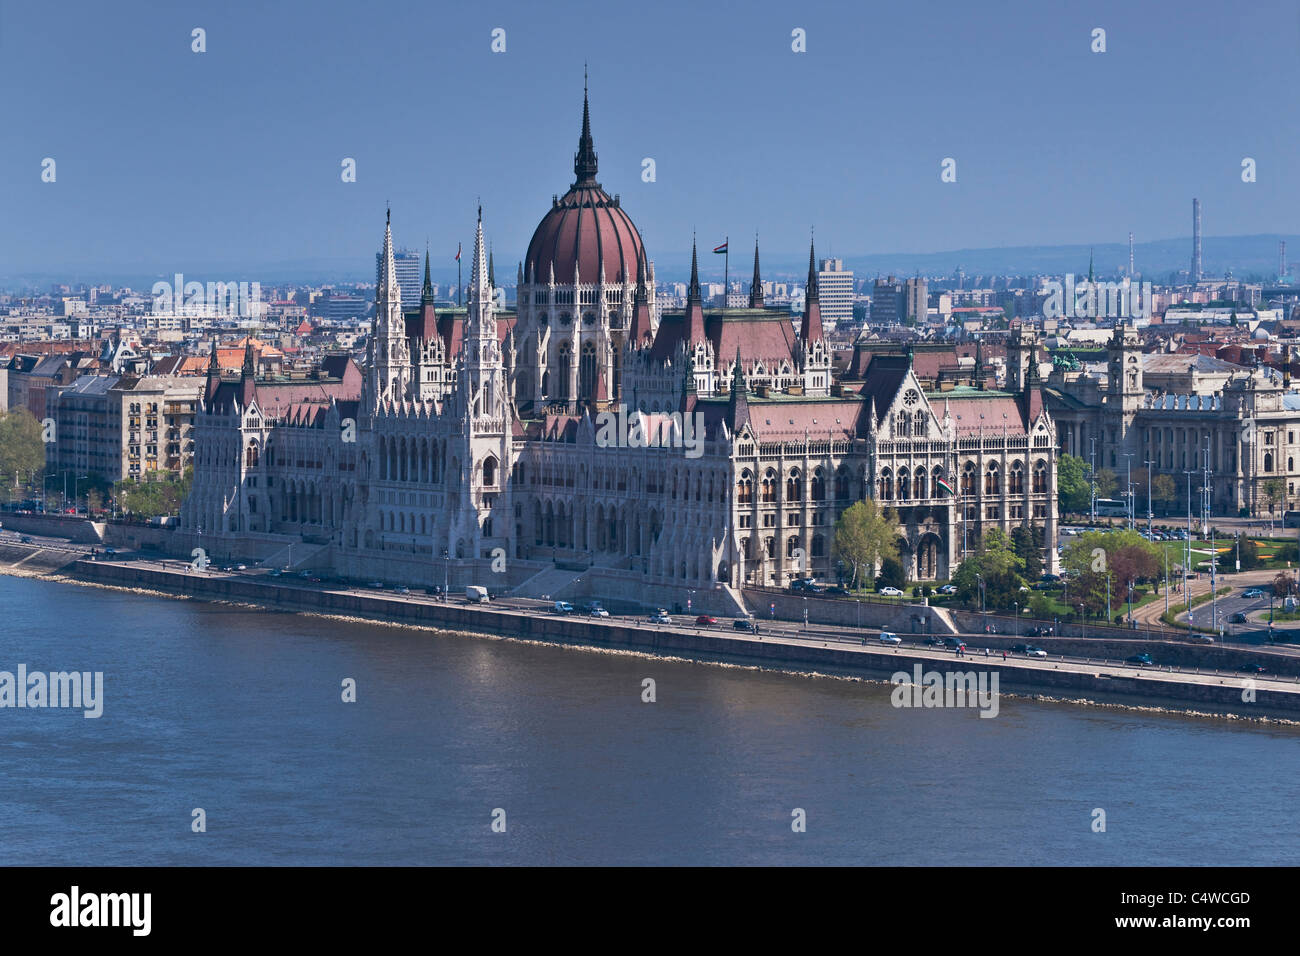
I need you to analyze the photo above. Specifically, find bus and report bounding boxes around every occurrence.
[1284,510,1300,529]
[1093,498,1128,518]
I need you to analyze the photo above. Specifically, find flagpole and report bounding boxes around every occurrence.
[724,235,729,308]
[457,245,462,307]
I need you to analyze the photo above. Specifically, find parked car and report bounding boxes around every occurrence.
[695,615,719,626]
[1242,589,1264,599]
[878,586,904,597]
[732,618,759,632]
[553,601,575,614]
[1125,653,1154,666]
[878,632,902,645]
[937,584,957,594]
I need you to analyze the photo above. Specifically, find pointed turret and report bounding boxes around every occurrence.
[800,238,823,341]
[728,346,751,431]
[749,239,764,307]
[629,251,653,346]
[684,237,706,344]
[241,337,255,377]
[974,336,985,390]
[379,208,402,311]
[488,246,496,291]
[421,248,434,306]
[239,337,256,407]
[573,72,599,187]
[204,338,221,404]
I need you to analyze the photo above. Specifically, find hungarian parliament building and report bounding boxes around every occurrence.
[178,89,1060,609]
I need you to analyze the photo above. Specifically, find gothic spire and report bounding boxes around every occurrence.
[470,206,490,311]
[207,337,220,373]
[488,246,495,290]
[241,337,255,378]
[379,210,401,309]
[749,237,764,307]
[573,71,599,186]
[800,236,823,341]
[806,237,820,301]
[687,236,701,302]
[421,248,434,305]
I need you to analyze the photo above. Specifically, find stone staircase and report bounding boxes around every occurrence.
[510,565,585,600]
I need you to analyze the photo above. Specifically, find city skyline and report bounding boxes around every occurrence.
[4,0,1298,277]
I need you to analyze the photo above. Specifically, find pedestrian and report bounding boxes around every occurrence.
[1002,650,1007,660]
[984,647,989,657]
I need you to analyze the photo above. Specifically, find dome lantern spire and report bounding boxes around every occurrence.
[573,69,599,186]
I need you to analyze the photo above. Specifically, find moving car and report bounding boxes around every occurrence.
[1229,612,1248,624]
[367,581,385,589]
[1238,663,1267,674]
[1023,645,1048,658]
[937,584,957,594]
[824,586,850,596]
[553,601,575,614]
[732,618,759,632]
[878,586,904,597]
[1242,589,1264,599]
[1125,653,1154,667]
[393,586,410,595]
[923,636,945,646]
[588,607,611,618]
[1187,634,1215,644]
[648,610,671,624]
[465,585,490,604]
[19,535,33,544]
[942,637,966,649]
[878,632,902,645]
[695,615,719,626]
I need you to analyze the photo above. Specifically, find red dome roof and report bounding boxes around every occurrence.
[525,185,644,286]
[523,87,644,287]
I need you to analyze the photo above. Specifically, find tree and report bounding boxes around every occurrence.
[952,528,1025,611]
[1011,524,1042,580]
[1151,473,1176,513]
[1057,453,1091,513]
[1093,468,1118,501]
[1262,479,1285,518]
[1272,573,1297,598]
[833,500,899,589]
[112,467,193,519]
[1219,538,1260,572]
[875,556,906,591]
[0,408,46,494]
[1062,528,1160,617]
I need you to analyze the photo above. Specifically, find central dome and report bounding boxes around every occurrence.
[523,89,644,287]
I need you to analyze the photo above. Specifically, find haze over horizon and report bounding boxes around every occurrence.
[4,0,1298,283]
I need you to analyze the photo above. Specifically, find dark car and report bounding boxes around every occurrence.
[824,586,850,596]
[18,535,33,544]
[1238,663,1267,674]
[942,637,966,649]
[1010,644,1030,655]
[732,618,759,632]
[1126,653,1154,667]
[695,615,719,626]
[1229,612,1248,624]
[924,636,945,647]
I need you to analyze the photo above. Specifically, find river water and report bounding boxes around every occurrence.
[1,575,1296,865]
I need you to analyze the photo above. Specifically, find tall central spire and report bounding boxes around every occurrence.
[573,69,599,186]
[749,237,764,307]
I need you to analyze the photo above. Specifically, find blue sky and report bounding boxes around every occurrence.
[2,0,1298,281]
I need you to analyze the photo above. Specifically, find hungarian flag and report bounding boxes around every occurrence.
[936,476,956,497]
[713,242,728,254]
[455,243,461,262]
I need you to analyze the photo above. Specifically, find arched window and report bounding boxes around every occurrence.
[762,469,777,503]
[835,465,851,500]
[961,461,976,495]
[1265,452,1274,472]
[879,468,893,500]
[985,461,1000,495]
[913,410,926,435]
[1033,459,1047,493]
[557,343,572,401]
[897,467,910,501]
[786,469,802,502]
[915,469,928,499]
[737,471,753,504]
[481,456,498,487]
[896,412,910,437]
[811,534,825,557]
[786,535,800,558]
[1009,461,1024,494]
[580,340,598,399]
[811,468,826,502]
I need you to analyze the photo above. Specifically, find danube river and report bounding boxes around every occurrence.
[1,575,1297,865]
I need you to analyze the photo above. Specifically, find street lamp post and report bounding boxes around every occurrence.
[1079,603,1086,640]
[1144,457,1155,534]
[442,548,449,601]
[1013,601,1019,638]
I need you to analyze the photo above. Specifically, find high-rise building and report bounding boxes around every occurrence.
[816,259,854,330]
[904,277,928,325]
[375,247,424,307]
[1192,198,1202,283]
[870,276,905,327]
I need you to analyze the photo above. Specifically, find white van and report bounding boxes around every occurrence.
[465,585,490,604]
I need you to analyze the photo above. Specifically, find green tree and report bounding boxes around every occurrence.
[1262,479,1285,518]
[833,499,899,588]
[953,528,1025,611]
[1011,524,1042,580]
[1057,453,1091,513]
[0,408,46,494]
[1062,528,1160,617]
[1093,468,1118,501]
[875,556,906,591]
[112,467,193,519]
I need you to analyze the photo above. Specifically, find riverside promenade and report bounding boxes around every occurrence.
[66,556,1300,720]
